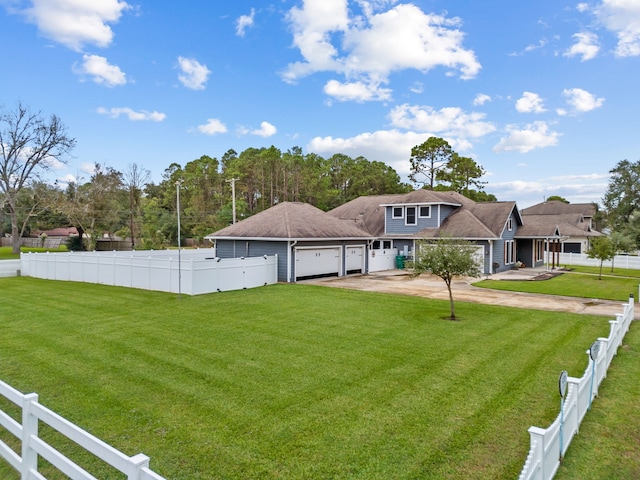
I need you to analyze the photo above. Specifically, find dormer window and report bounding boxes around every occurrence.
[392,206,403,219]
[406,206,417,225]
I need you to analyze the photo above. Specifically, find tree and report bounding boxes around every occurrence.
[436,153,487,196]
[409,137,453,189]
[587,236,615,280]
[123,163,151,249]
[546,195,569,203]
[56,163,125,250]
[608,231,635,271]
[411,237,482,320]
[0,102,76,253]
[603,159,640,231]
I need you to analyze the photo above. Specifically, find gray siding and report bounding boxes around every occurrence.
[215,239,289,282]
[385,205,440,234]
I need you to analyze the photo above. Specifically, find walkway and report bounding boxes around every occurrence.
[301,267,640,319]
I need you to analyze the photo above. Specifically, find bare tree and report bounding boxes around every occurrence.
[123,163,151,249]
[0,102,76,253]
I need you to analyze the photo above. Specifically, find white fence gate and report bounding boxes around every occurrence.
[20,250,278,295]
[518,296,635,480]
[0,379,165,479]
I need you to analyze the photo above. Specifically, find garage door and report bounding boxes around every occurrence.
[345,246,365,274]
[295,247,341,279]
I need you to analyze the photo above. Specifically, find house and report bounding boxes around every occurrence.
[520,201,601,254]
[206,202,371,282]
[206,190,556,281]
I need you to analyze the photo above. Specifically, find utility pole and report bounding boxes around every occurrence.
[226,177,239,224]
[176,180,182,297]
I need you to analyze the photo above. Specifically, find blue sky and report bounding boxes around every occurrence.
[1,0,639,208]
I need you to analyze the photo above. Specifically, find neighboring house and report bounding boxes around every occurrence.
[520,201,601,254]
[207,190,559,281]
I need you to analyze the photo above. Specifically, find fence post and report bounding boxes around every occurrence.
[127,453,150,480]
[528,427,546,479]
[21,393,39,479]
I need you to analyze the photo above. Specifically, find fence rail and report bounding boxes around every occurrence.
[558,252,640,270]
[0,379,165,480]
[518,295,635,480]
[20,249,278,295]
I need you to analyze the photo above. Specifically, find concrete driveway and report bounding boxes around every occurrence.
[301,268,639,319]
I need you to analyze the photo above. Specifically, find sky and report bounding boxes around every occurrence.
[1,0,639,208]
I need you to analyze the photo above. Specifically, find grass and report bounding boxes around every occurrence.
[560,264,640,278]
[475,271,639,302]
[0,278,621,480]
[553,323,640,480]
[0,246,67,260]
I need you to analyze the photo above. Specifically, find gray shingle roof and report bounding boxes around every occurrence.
[206,202,371,240]
[521,201,596,217]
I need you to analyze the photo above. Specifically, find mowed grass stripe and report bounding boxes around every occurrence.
[0,278,613,479]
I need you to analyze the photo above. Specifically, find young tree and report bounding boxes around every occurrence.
[587,236,615,280]
[411,237,482,320]
[0,102,76,253]
[409,137,453,189]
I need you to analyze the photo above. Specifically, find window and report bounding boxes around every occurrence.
[372,240,381,249]
[536,240,544,261]
[392,206,403,219]
[504,240,515,264]
[419,206,431,218]
[507,217,513,231]
[405,206,417,225]
[383,240,392,249]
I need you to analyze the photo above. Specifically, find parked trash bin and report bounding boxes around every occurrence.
[395,255,405,269]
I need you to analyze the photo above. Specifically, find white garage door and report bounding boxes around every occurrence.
[345,246,365,274]
[295,247,341,279]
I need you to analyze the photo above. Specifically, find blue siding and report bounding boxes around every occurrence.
[385,205,448,234]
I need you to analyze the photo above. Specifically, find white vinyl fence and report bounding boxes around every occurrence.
[0,379,165,480]
[558,252,640,270]
[518,295,635,480]
[20,250,278,295]
[0,260,20,278]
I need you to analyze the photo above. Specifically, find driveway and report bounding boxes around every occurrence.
[301,268,639,319]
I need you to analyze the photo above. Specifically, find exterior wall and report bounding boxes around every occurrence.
[216,240,289,281]
[393,239,414,258]
[385,205,444,234]
[472,240,491,274]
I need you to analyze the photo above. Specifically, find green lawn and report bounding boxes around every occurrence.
[0,278,623,479]
[554,324,640,480]
[475,271,639,302]
[561,264,640,278]
[0,246,67,260]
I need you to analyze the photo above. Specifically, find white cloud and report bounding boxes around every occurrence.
[491,174,609,207]
[251,121,277,137]
[564,32,600,61]
[389,104,496,138]
[97,107,166,121]
[283,1,480,101]
[73,54,126,87]
[594,0,640,57]
[323,79,392,102]
[493,121,561,153]
[473,93,491,106]
[20,0,130,51]
[177,56,211,90]
[515,92,546,113]
[236,8,255,37]
[308,129,430,178]
[196,118,228,135]
[562,87,605,113]
[577,3,589,13]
